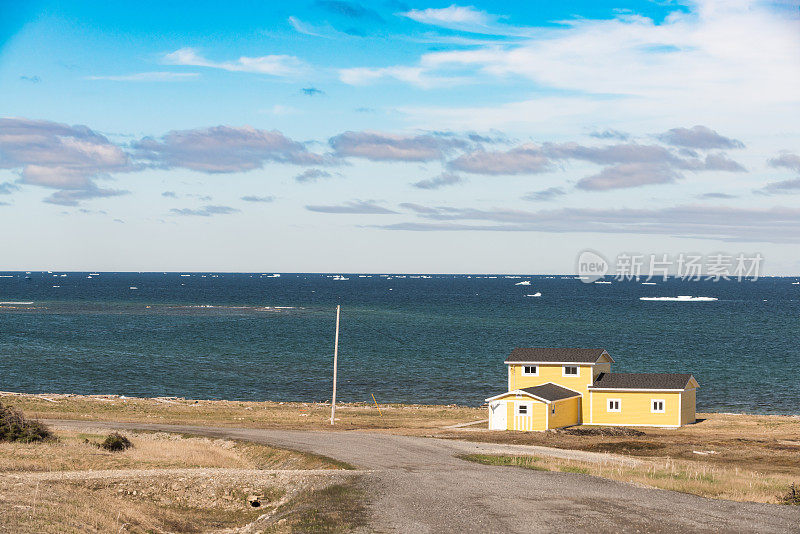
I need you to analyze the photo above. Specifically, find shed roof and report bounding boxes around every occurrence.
[519,383,582,402]
[505,347,612,364]
[590,372,696,390]
[484,382,582,403]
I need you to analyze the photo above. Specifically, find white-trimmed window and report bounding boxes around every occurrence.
[516,403,530,416]
[607,399,621,412]
[521,365,538,376]
[651,399,665,413]
[562,365,579,377]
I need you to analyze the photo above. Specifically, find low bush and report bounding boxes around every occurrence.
[562,426,646,437]
[98,432,133,452]
[781,483,800,505]
[0,401,53,443]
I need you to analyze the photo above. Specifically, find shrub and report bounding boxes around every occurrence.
[0,401,53,443]
[98,432,133,452]
[781,483,800,505]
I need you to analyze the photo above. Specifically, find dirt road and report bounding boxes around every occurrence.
[47,420,800,533]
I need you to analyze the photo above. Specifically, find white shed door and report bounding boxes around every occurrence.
[489,401,507,430]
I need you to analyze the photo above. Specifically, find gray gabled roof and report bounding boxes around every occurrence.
[505,347,612,364]
[519,383,582,402]
[590,372,696,390]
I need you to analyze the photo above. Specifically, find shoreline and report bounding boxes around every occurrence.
[2,390,798,419]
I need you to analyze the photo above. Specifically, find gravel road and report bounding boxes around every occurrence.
[47,420,800,533]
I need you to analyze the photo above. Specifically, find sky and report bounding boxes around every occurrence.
[1,0,799,274]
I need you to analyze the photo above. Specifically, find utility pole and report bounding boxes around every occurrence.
[330,305,340,425]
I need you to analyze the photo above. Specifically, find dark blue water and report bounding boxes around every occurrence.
[1,272,798,414]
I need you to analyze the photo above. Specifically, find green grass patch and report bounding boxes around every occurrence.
[300,451,358,471]
[458,454,549,471]
[558,466,590,474]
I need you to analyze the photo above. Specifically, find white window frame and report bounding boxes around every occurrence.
[562,365,579,377]
[521,365,538,376]
[651,399,665,413]
[516,402,531,417]
[607,399,621,412]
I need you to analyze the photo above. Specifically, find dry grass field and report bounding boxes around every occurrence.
[2,392,799,507]
[445,413,800,504]
[2,391,478,430]
[0,424,365,533]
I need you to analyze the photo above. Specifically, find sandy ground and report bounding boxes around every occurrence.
[47,419,800,534]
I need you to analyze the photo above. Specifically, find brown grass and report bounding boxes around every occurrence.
[264,480,369,533]
[0,429,341,473]
[440,413,800,481]
[459,453,798,504]
[0,476,275,533]
[0,426,359,533]
[4,392,800,506]
[0,391,478,431]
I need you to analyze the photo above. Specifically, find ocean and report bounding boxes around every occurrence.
[1,272,798,414]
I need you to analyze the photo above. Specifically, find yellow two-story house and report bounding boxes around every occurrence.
[486,348,698,431]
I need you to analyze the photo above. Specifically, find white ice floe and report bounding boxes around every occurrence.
[595,281,612,284]
[0,301,34,305]
[639,295,717,302]
[515,280,531,286]
[129,286,138,290]
[525,292,542,297]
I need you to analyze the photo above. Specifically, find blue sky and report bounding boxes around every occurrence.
[1,0,799,273]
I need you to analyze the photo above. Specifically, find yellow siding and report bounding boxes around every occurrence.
[508,364,593,422]
[681,388,696,425]
[492,393,548,431]
[590,390,681,426]
[548,396,581,429]
[506,395,547,431]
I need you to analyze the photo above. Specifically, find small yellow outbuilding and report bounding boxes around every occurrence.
[486,383,582,431]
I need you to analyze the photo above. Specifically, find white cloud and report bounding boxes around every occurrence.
[383,203,800,243]
[409,2,799,102]
[400,5,494,30]
[306,200,398,214]
[163,48,305,76]
[448,144,550,175]
[657,125,744,150]
[135,125,331,172]
[376,1,799,142]
[330,130,467,161]
[577,163,680,190]
[412,172,464,189]
[170,205,241,216]
[88,72,199,82]
[288,16,326,37]
[44,185,128,206]
[339,65,461,88]
[0,118,132,204]
[769,151,800,173]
